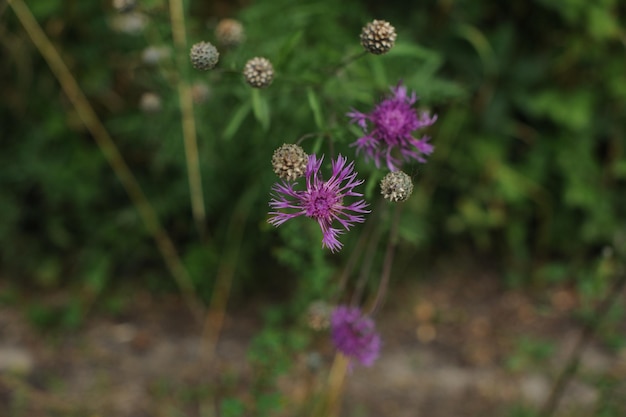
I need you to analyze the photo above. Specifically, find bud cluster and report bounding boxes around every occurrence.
[111,7,436,371]
[271,144,308,181]
[380,171,414,202]
[360,19,397,55]
[243,57,274,88]
[190,41,220,71]
[215,18,246,47]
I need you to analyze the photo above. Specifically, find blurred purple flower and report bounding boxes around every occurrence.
[268,154,369,252]
[331,305,381,367]
[347,82,437,171]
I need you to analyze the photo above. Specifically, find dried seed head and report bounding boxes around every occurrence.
[360,19,397,55]
[306,301,332,331]
[380,170,413,202]
[191,82,211,104]
[139,92,162,113]
[243,57,274,88]
[190,41,219,71]
[112,0,136,13]
[109,12,148,34]
[141,45,170,65]
[272,144,308,181]
[215,18,245,47]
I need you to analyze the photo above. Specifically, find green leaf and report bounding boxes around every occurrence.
[535,262,569,283]
[35,258,62,288]
[493,163,528,203]
[221,398,245,417]
[251,89,270,131]
[29,0,62,19]
[518,90,592,130]
[365,170,381,198]
[455,24,498,76]
[61,299,83,329]
[311,135,324,155]
[587,5,619,39]
[223,101,251,141]
[85,257,110,295]
[613,161,626,179]
[390,43,444,73]
[368,57,388,89]
[276,30,304,68]
[306,87,324,129]
[257,393,283,416]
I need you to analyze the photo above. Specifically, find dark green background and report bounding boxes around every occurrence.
[2,0,625,303]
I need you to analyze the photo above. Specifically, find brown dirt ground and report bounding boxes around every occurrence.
[1,265,626,417]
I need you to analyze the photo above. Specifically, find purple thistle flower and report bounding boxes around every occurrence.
[268,154,370,252]
[330,305,381,367]
[347,81,437,171]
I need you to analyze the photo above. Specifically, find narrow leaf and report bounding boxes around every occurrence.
[251,88,270,131]
[223,102,251,141]
[306,87,324,129]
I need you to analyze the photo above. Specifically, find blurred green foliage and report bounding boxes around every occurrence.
[1,0,625,305]
[506,336,555,372]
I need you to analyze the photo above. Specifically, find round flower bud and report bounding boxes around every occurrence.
[243,57,274,88]
[112,0,136,13]
[272,144,308,181]
[139,92,162,113]
[360,19,397,55]
[141,46,170,65]
[190,41,219,71]
[306,301,332,331]
[109,12,148,34]
[380,170,413,202]
[215,18,245,48]
[191,82,211,104]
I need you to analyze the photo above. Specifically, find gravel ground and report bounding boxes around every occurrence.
[1,268,625,417]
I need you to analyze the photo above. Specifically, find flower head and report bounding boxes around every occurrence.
[191,82,211,104]
[243,57,274,88]
[272,144,308,181]
[268,154,369,252]
[139,92,162,113]
[360,19,397,55]
[331,306,381,367]
[190,41,219,71]
[112,0,136,13]
[380,170,414,202]
[306,300,332,331]
[348,82,437,171]
[142,46,171,66]
[215,18,245,48]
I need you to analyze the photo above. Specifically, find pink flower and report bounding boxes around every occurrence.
[348,82,437,171]
[331,306,381,366]
[268,154,369,252]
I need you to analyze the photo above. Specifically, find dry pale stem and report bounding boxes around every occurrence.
[8,0,204,323]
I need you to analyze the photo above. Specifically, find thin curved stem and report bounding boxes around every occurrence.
[369,203,404,315]
[539,270,626,417]
[351,202,386,307]
[8,0,204,322]
[296,132,324,146]
[201,187,257,368]
[334,206,378,304]
[327,51,368,76]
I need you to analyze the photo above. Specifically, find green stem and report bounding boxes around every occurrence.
[369,203,403,315]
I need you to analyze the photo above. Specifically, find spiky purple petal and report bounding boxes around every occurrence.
[348,81,437,171]
[268,154,369,252]
[331,306,381,367]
